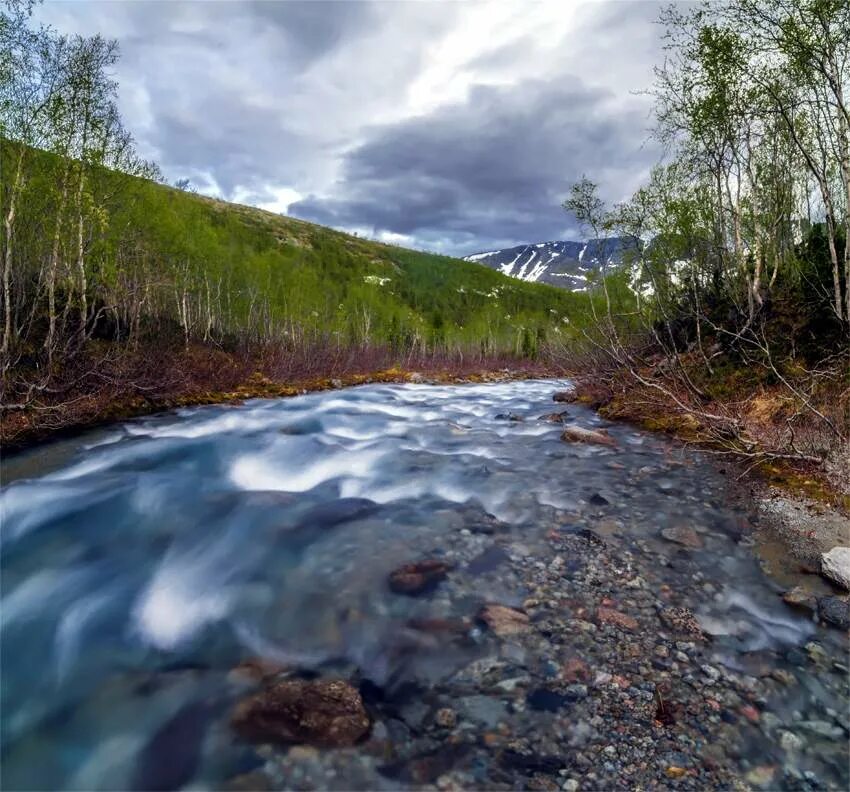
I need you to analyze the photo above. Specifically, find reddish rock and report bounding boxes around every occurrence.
[553,389,578,403]
[232,678,370,747]
[596,607,638,631]
[740,705,760,724]
[477,604,531,636]
[388,559,450,596]
[658,606,705,639]
[562,657,592,684]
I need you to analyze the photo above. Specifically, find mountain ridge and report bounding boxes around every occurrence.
[463,237,640,290]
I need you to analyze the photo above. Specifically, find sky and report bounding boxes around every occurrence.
[35,0,666,256]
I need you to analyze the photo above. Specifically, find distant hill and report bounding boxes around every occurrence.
[464,237,640,291]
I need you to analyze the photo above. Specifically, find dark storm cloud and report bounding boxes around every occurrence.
[291,79,660,254]
[248,0,377,64]
[38,0,665,254]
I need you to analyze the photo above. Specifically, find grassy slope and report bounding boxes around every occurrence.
[115,175,594,354]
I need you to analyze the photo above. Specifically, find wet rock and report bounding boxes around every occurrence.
[658,607,705,639]
[457,695,507,727]
[379,745,472,785]
[477,604,530,636]
[434,707,457,728]
[539,411,569,423]
[562,657,592,684]
[781,586,817,614]
[596,607,638,631]
[820,547,850,590]
[660,526,703,549]
[553,389,578,403]
[299,498,377,529]
[561,425,616,447]
[817,596,850,629]
[495,412,524,422]
[466,545,510,575]
[231,678,370,747]
[745,765,777,788]
[779,730,804,752]
[588,493,610,506]
[798,720,845,740]
[388,559,450,596]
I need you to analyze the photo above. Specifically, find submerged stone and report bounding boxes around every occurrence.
[232,678,370,748]
[817,596,850,630]
[660,525,703,549]
[388,559,450,596]
[477,604,531,636]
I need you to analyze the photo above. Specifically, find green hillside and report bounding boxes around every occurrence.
[2,138,597,360]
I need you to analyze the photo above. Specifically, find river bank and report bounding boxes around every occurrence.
[0,342,552,453]
[1,380,847,790]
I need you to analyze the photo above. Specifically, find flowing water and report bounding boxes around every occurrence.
[1,380,847,790]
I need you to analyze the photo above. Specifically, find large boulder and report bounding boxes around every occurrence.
[820,547,850,590]
[232,678,370,747]
[561,425,616,447]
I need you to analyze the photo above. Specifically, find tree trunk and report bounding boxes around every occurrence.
[1,146,26,358]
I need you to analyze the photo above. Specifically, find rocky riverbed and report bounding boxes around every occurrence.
[1,380,847,790]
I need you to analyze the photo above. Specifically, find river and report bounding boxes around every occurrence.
[1,380,847,790]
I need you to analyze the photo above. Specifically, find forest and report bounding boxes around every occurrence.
[565,0,849,476]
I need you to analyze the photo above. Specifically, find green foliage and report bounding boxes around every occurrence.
[2,138,600,358]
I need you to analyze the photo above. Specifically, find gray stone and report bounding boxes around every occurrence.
[817,596,850,630]
[820,547,850,590]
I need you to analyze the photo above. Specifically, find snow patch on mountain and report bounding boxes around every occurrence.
[463,237,639,291]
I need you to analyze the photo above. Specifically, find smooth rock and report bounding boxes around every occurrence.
[820,547,850,590]
[477,604,530,636]
[232,678,370,747]
[781,586,818,614]
[561,425,616,448]
[553,389,578,403]
[660,526,703,549]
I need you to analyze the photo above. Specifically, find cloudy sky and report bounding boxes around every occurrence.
[36,0,665,255]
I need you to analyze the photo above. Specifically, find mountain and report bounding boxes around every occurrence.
[464,237,640,291]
